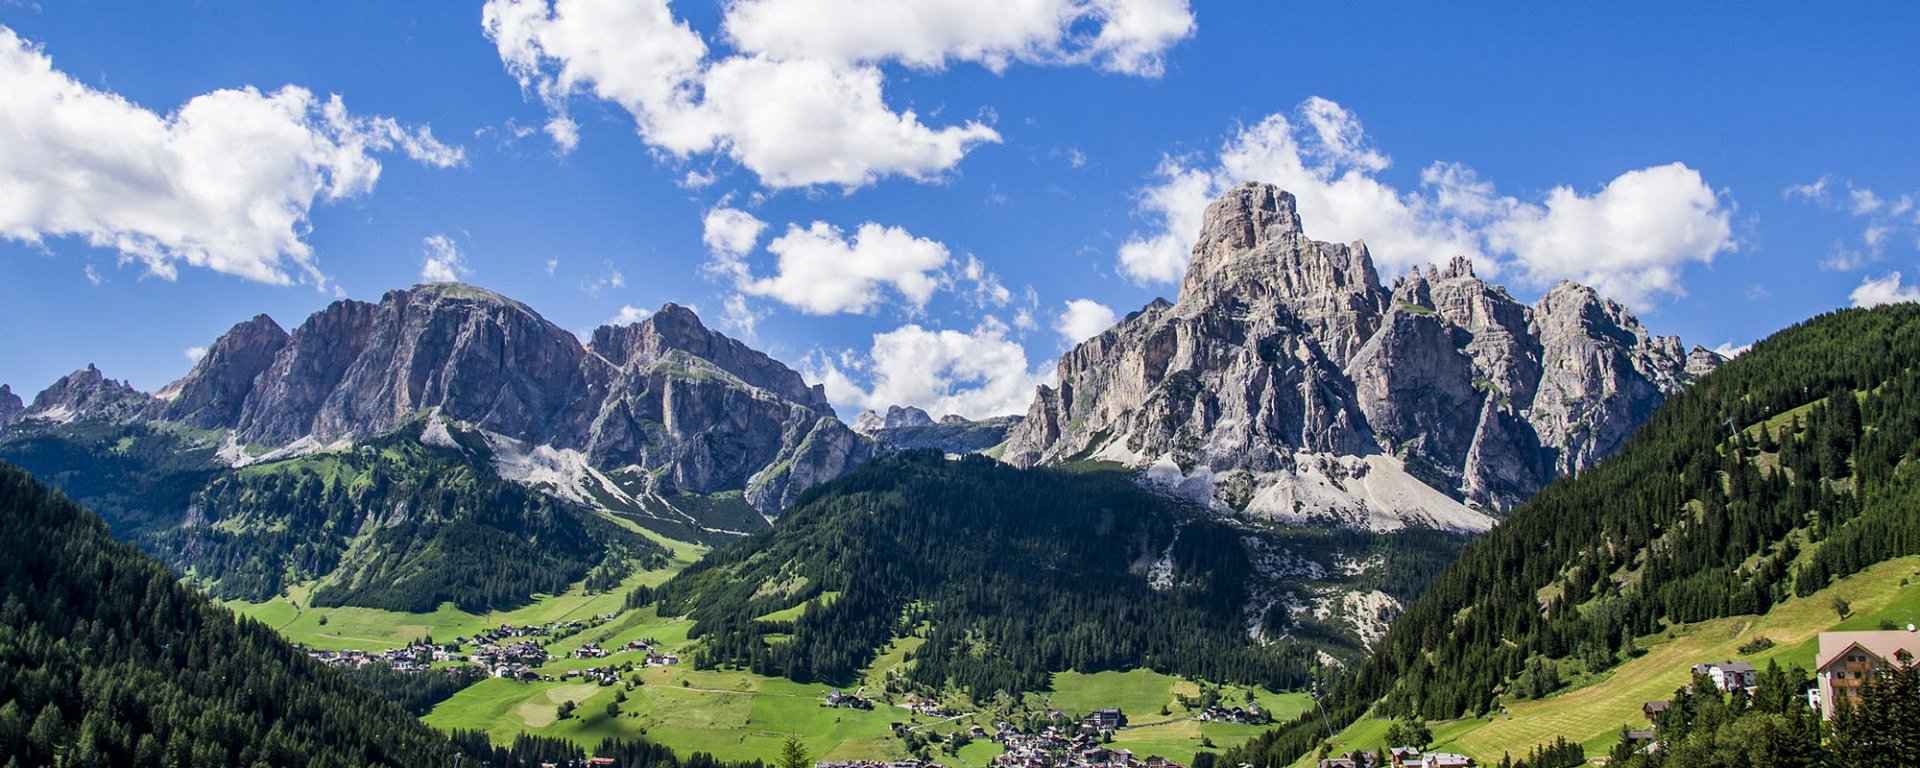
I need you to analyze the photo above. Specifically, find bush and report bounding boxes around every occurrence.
[1737,636,1777,655]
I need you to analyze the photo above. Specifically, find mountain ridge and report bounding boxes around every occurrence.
[1002,182,1721,530]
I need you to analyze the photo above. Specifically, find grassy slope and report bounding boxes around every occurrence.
[230,526,707,650]
[1291,555,1920,766]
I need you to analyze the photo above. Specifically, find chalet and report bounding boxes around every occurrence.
[1316,761,1361,768]
[572,643,608,659]
[1420,754,1472,768]
[1693,660,1758,692]
[1642,700,1669,722]
[1814,627,1919,718]
[1386,747,1421,767]
[588,759,617,767]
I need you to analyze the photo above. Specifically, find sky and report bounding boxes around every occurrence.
[2,2,1917,420]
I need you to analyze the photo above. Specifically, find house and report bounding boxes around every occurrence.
[1642,700,1669,722]
[588,759,617,767]
[1386,747,1421,767]
[1814,627,1919,719]
[1420,754,1472,768]
[1693,660,1758,692]
[1081,708,1125,733]
[1623,730,1655,745]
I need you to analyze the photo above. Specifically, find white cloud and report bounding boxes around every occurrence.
[720,0,1193,76]
[1118,97,1735,308]
[609,304,652,325]
[735,221,950,314]
[1490,163,1732,304]
[1850,271,1920,308]
[419,234,469,283]
[482,0,1001,189]
[702,206,768,264]
[185,346,208,362]
[719,293,768,339]
[580,260,624,296]
[0,26,462,287]
[809,317,1053,419]
[1054,299,1117,344]
[1711,342,1751,358]
[1786,176,1918,271]
[951,254,1012,308]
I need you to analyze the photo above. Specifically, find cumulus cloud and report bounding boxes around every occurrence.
[809,317,1053,419]
[702,206,768,269]
[483,0,1003,189]
[419,235,469,283]
[185,346,208,362]
[720,0,1193,76]
[1850,271,1920,308]
[736,221,950,314]
[0,26,462,286]
[1118,97,1735,307]
[1489,164,1732,304]
[609,305,653,325]
[1054,299,1117,344]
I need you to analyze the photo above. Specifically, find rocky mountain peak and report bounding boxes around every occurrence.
[590,302,831,413]
[852,405,935,435]
[24,364,151,424]
[155,314,289,428]
[1002,182,1721,529]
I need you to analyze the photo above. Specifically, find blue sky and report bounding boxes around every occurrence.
[2,2,1916,419]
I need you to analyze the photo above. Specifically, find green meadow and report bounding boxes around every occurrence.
[1291,555,1920,766]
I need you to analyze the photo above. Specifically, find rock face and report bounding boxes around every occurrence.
[13,283,867,516]
[154,315,289,429]
[1001,183,1719,530]
[860,412,1025,455]
[852,405,936,435]
[0,385,22,430]
[22,365,152,424]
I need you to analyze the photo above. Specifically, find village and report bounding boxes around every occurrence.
[301,614,680,684]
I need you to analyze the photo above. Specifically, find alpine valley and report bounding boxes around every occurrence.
[17,179,1893,768]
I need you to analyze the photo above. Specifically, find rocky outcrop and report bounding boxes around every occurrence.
[0,385,23,430]
[22,365,152,424]
[14,283,868,517]
[154,315,289,429]
[1001,183,1720,529]
[591,303,833,413]
[852,405,935,435]
[859,411,1024,454]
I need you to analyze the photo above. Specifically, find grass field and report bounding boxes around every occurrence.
[228,527,707,650]
[1292,555,1920,766]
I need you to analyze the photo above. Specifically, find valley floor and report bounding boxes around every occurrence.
[231,528,1314,765]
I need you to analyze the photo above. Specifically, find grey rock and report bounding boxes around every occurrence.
[22,364,152,424]
[207,283,864,515]
[154,315,289,429]
[852,405,935,434]
[1003,182,1719,524]
[0,385,23,430]
[866,413,1024,454]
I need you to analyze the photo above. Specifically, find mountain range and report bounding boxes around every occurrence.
[1003,183,1721,531]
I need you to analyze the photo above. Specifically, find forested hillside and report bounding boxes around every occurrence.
[3,420,670,613]
[154,424,668,612]
[653,451,1463,699]
[0,460,470,767]
[1228,303,1920,765]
